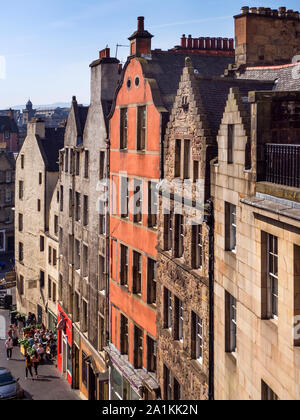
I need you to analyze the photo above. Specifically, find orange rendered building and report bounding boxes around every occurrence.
[105,17,235,400]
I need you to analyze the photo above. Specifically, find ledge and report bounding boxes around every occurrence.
[256,182,300,204]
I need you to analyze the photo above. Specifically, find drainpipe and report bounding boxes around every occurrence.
[105,137,110,349]
[206,198,214,401]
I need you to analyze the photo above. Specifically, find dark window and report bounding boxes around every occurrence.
[75,151,80,176]
[175,297,184,342]
[147,258,157,305]
[164,288,172,330]
[98,255,105,291]
[192,312,203,364]
[137,106,146,150]
[225,291,237,353]
[98,315,105,352]
[175,140,181,178]
[84,150,89,178]
[19,180,24,200]
[133,179,142,224]
[148,182,158,228]
[147,336,157,373]
[120,108,128,150]
[19,275,24,296]
[120,315,129,355]
[82,352,88,387]
[75,192,81,222]
[21,155,24,169]
[83,195,88,226]
[175,214,184,258]
[37,199,41,212]
[99,200,106,235]
[183,139,191,179]
[164,365,172,400]
[120,245,129,287]
[174,377,181,401]
[134,326,144,369]
[60,186,64,212]
[39,172,42,185]
[19,242,24,262]
[19,213,23,232]
[120,177,129,218]
[132,251,142,295]
[192,225,203,269]
[225,203,236,252]
[40,236,44,252]
[228,125,235,164]
[40,270,45,289]
[99,151,105,180]
[54,215,58,236]
[164,213,173,251]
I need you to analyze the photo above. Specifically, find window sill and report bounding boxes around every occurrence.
[226,351,237,364]
[262,318,278,332]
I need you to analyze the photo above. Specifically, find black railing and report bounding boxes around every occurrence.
[265,144,300,188]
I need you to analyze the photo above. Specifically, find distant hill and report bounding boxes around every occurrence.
[10,102,72,111]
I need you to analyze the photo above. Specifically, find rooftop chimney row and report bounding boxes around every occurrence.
[180,35,234,51]
[240,6,300,19]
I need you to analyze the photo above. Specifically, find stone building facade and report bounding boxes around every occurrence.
[212,89,300,400]
[0,112,19,152]
[57,48,120,398]
[15,118,64,324]
[0,147,15,255]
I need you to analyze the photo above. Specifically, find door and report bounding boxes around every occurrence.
[74,345,80,389]
[88,366,97,400]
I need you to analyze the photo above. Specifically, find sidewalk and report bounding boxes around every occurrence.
[0,309,80,400]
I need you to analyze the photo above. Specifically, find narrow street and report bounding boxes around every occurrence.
[0,307,80,400]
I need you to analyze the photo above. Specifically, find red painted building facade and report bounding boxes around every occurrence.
[106,17,235,400]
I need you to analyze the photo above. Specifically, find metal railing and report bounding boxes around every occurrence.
[265,144,300,188]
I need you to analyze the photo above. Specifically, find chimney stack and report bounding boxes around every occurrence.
[235,6,300,67]
[28,118,45,139]
[128,17,153,57]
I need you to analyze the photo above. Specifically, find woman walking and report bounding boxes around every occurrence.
[31,351,40,379]
[4,337,13,360]
[25,354,33,380]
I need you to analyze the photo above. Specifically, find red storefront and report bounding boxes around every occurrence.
[57,303,72,386]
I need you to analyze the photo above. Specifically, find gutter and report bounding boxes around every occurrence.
[205,199,214,401]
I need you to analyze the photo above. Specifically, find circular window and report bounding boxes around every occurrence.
[135,76,140,88]
[126,78,132,89]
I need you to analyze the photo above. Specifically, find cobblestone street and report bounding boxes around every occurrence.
[0,309,80,400]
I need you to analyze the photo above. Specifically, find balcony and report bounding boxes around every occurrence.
[265,144,300,189]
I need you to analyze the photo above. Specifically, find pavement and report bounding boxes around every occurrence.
[0,308,81,400]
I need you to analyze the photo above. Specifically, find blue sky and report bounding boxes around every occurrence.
[0,0,299,108]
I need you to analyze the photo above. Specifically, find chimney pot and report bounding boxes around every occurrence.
[99,48,110,59]
[205,37,211,49]
[241,6,249,14]
[229,38,234,50]
[217,37,222,49]
[250,7,258,14]
[181,35,187,48]
[137,16,144,31]
[199,37,205,49]
[210,37,216,49]
[258,7,266,15]
[223,38,229,50]
[278,7,286,16]
[193,38,199,49]
[72,96,77,102]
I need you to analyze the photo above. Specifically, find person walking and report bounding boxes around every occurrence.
[4,337,13,360]
[25,354,33,380]
[31,351,40,379]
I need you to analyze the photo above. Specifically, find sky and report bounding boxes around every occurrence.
[0,0,299,109]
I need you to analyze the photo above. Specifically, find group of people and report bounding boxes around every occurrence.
[4,312,57,380]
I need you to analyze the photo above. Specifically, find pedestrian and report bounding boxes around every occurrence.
[31,351,40,378]
[17,315,24,336]
[37,344,45,363]
[4,337,13,360]
[12,325,18,346]
[26,312,32,326]
[25,354,33,380]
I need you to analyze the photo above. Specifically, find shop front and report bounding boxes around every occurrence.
[47,308,57,332]
[57,303,72,386]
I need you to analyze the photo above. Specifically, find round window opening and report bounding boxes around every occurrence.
[135,76,140,87]
[127,78,132,89]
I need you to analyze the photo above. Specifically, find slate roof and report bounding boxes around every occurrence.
[37,126,65,172]
[195,76,274,137]
[0,116,18,134]
[236,63,300,91]
[140,52,235,112]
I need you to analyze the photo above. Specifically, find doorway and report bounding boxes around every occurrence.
[88,365,97,400]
